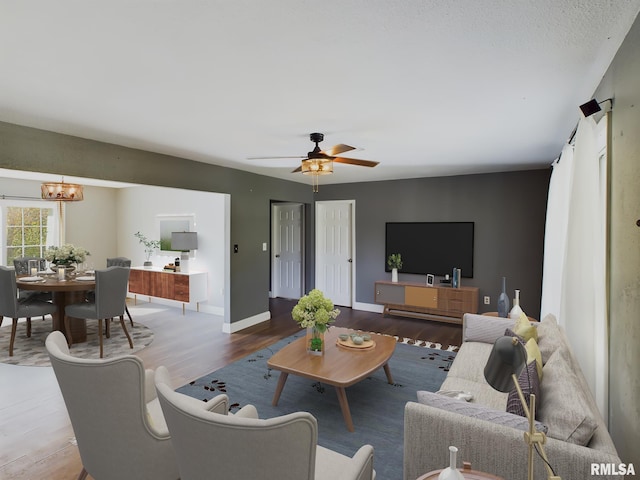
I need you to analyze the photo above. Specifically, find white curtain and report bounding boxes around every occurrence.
[540,115,608,423]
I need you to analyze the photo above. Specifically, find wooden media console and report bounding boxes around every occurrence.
[374,280,479,324]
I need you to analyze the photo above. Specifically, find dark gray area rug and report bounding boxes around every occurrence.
[0,318,154,366]
[178,331,457,480]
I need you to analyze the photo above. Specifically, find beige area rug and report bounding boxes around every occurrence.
[0,318,154,367]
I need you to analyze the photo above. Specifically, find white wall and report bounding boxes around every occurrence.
[116,185,227,315]
[65,185,118,266]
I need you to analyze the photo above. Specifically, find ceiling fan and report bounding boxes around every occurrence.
[249,132,379,191]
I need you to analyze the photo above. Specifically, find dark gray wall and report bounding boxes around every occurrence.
[317,169,551,319]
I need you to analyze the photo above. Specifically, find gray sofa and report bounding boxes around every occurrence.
[403,313,622,480]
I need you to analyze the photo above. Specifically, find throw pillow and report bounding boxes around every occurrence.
[463,313,515,344]
[525,338,543,380]
[536,314,565,365]
[513,311,538,343]
[504,328,524,343]
[416,390,548,433]
[506,360,540,417]
[538,350,599,446]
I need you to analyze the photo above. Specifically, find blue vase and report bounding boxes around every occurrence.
[497,277,510,317]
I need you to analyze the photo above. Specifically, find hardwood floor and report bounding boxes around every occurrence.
[0,298,461,480]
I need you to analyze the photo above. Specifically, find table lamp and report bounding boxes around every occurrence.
[171,232,198,273]
[483,336,561,480]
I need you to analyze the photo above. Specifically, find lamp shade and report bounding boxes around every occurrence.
[483,336,526,393]
[171,232,198,251]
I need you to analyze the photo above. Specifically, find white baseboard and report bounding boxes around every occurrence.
[127,293,223,316]
[222,310,271,333]
[198,304,225,316]
[353,301,384,313]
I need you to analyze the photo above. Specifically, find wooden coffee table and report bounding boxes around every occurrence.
[267,327,396,432]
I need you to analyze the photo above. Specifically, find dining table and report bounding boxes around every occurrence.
[16,272,96,343]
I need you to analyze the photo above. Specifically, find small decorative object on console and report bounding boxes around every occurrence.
[509,289,523,319]
[387,253,402,283]
[134,231,160,268]
[497,277,510,317]
[452,268,461,288]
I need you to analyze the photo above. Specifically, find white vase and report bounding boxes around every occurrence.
[391,268,398,283]
[438,446,464,480]
[509,289,523,319]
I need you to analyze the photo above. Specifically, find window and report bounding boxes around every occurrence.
[1,201,58,266]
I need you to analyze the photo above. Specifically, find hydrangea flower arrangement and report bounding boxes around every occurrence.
[291,289,340,333]
[44,244,90,265]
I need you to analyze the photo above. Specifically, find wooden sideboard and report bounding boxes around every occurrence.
[374,280,479,324]
[129,267,207,314]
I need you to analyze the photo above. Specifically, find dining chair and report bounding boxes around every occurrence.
[0,266,57,356]
[13,256,52,302]
[155,367,376,480]
[45,330,180,480]
[106,257,133,327]
[65,266,133,358]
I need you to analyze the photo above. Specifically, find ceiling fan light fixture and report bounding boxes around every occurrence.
[301,159,333,175]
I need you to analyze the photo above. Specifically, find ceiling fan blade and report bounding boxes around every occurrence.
[333,157,379,167]
[321,143,356,156]
[247,156,307,160]
[291,166,302,173]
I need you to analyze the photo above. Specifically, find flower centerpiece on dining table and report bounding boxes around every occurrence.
[292,289,340,355]
[44,244,90,273]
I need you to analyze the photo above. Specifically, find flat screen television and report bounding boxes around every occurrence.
[385,222,474,278]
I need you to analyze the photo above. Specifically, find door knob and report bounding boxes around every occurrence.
[275,254,280,258]
[348,258,353,263]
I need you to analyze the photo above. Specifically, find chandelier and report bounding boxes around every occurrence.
[301,159,333,193]
[41,178,84,201]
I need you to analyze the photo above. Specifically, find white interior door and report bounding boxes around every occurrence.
[271,203,303,299]
[315,200,354,307]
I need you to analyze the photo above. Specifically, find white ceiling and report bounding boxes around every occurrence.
[1,1,639,187]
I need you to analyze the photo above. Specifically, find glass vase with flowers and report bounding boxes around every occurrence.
[292,289,340,355]
[44,244,90,273]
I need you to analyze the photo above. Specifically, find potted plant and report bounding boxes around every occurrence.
[44,244,90,272]
[292,289,340,355]
[134,231,161,268]
[387,253,402,283]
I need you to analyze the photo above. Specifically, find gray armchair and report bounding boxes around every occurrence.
[0,266,56,356]
[65,266,133,358]
[155,366,376,480]
[13,256,51,302]
[106,257,133,326]
[45,331,180,480]
[13,256,46,274]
